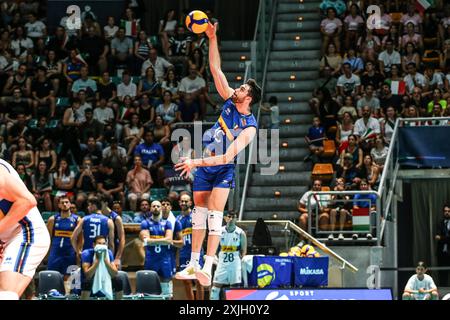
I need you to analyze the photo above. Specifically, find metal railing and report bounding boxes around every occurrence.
[238,0,278,221]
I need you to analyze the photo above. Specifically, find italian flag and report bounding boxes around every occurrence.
[75,53,88,65]
[416,0,431,14]
[361,128,377,141]
[391,80,406,95]
[119,106,130,120]
[121,19,140,37]
[352,207,370,232]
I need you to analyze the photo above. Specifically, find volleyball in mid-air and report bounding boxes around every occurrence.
[185,10,209,34]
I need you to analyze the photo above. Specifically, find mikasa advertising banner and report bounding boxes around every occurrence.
[294,257,329,287]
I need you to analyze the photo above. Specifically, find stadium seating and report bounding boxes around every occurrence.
[135,270,162,295]
[38,270,65,296]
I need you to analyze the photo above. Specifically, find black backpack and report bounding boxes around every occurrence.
[252,217,272,246]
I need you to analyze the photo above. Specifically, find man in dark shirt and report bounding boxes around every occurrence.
[96,71,117,102]
[379,84,403,114]
[79,26,109,75]
[80,108,104,148]
[134,130,165,187]
[360,60,384,91]
[45,26,70,61]
[336,153,361,190]
[97,160,125,204]
[80,136,103,168]
[7,113,31,147]
[168,25,192,77]
[3,88,32,129]
[178,93,199,122]
[31,66,56,118]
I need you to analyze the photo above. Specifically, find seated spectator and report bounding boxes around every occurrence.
[400,4,423,36]
[328,177,352,240]
[152,115,171,152]
[439,40,450,72]
[81,12,102,37]
[134,130,165,186]
[80,235,122,300]
[426,88,447,115]
[338,96,358,120]
[94,98,115,126]
[379,107,397,145]
[311,87,340,134]
[358,154,380,190]
[343,48,364,75]
[110,27,133,72]
[78,26,109,75]
[124,113,144,156]
[344,4,364,51]
[53,157,76,208]
[31,66,55,118]
[24,12,46,40]
[320,43,342,79]
[134,31,153,75]
[133,199,151,223]
[80,108,104,149]
[354,106,381,152]
[2,88,32,133]
[104,16,119,42]
[97,160,125,204]
[168,25,191,76]
[400,23,423,53]
[75,157,98,211]
[424,66,445,92]
[361,61,384,92]
[336,112,355,153]
[117,71,137,101]
[136,94,155,129]
[35,138,57,173]
[102,137,127,170]
[120,7,141,38]
[337,62,362,98]
[16,163,33,191]
[402,262,438,300]
[378,39,401,78]
[11,136,34,172]
[188,48,207,80]
[356,84,381,117]
[156,91,181,128]
[2,63,32,98]
[402,42,421,75]
[373,3,392,37]
[72,66,98,100]
[371,135,389,171]
[297,179,331,234]
[178,93,200,123]
[141,48,173,82]
[304,116,325,162]
[115,95,136,141]
[96,72,117,104]
[379,84,404,115]
[319,0,347,17]
[137,66,161,106]
[320,7,343,55]
[63,49,88,95]
[31,160,53,211]
[404,62,428,95]
[406,87,428,116]
[352,179,377,239]
[159,9,178,57]
[80,136,103,169]
[161,69,180,101]
[10,27,33,62]
[339,134,363,169]
[112,201,133,224]
[126,155,152,212]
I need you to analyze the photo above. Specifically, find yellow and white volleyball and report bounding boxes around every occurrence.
[300,244,315,257]
[289,246,302,257]
[185,10,209,34]
[256,263,275,288]
[279,252,289,257]
[306,250,321,258]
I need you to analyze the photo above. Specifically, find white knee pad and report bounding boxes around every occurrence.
[192,206,208,230]
[0,291,19,300]
[208,210,223,236]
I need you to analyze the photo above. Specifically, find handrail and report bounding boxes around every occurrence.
[239,0,278,221]
[252,0,264,41]
[237,220,359,273]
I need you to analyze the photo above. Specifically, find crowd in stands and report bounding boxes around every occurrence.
[298,0,450,240]
[0,1,219,214]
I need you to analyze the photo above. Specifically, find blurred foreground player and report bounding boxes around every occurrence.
[175,22,261,287]
[0,158,50,299]
[210,212,246,300]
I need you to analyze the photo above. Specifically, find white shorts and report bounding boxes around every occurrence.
[0,216,50,278]
[213,261,242,285]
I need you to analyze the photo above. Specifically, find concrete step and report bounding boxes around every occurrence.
[266,70,319,81]
[278,0,321,4]
[276,21,320,33]
[244,197,299,211]
[243,210,299,221]
[267,59,320,72]
[221,61,248,72]
[278,124,309,138]
[260,113,314,125]
[274,31,322,40]
[263,102,312,114]
[278,147,309,161]
[265,92,312,102]
[251,171,310,186]
[277,12,320,21]
[247,180,309,197]
[265,80,318,92]
[220,41,253,52]
[269,50,320,60]
[221,51,251,61]
[278,2,321,14]
[273,39,322,51]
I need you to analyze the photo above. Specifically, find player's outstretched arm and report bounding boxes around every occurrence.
[0,167,37,234]
[175,126,257,178]
[206,22,234,101]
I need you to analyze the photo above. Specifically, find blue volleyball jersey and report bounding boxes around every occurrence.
[141,218,172,257]
[203,99,257,165]
[51,213,79,251]
[177,212,193,259]
[82,213,110,250]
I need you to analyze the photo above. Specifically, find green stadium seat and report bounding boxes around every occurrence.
[111,76,121,85]
[122,211,136,219]
[56,97,70,108]
[28,119,38,129]
[42,211,54,222]
[49,119,59,128]
[76,211,85,217]
[69,165,79,175]
[172,210,181,217]
[150,188,167,201]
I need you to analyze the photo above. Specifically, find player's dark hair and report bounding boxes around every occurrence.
[161,198,172,206]
[94,235,107,243]
[417,261,427,269]
[246,78,261,105]
[88,197,102,211]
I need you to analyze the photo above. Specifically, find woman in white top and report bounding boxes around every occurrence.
[344,4,364,51]
[11,26,33,61]
[380,106,397,144]
[401,42,420,74]
[337,96,358,120]
[336,111,355,154]
[104,16,119,41]
[370,135,389,171]
[155,90,181,127]
[161,69,180,102]
[124,113,144,157]
[159,9,177,57]
[52,158,76,208]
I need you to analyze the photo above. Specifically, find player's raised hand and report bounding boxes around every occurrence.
[175,157,195,179]
[205,22,218,39]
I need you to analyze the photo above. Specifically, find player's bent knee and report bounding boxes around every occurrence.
[208,210,223,236]
[192,206,208,230]
[0,291,19,300]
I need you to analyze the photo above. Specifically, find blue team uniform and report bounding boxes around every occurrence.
[193,99,258,191]
[47,213,79,275]
[82,214,110,250]
[141,218,173,279]
[80,248,114,284]
[176,212,204,268]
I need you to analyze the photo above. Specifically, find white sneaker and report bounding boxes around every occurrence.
[352,234,358,240]
[174,265,198,280]
[366,233,373,240]
[338,233,345,240]
[195,269,212,287]
[327,234,334,241]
